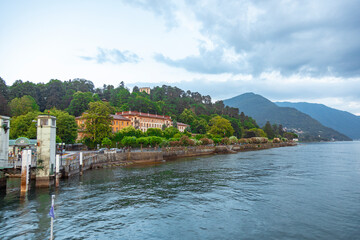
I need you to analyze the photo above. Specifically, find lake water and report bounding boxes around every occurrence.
[1,142,360,239]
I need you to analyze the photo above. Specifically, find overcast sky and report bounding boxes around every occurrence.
[1,0,360,115]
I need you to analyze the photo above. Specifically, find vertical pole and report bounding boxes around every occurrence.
[79,152,83,176]
[55,155,60,187]
[26,150,31,190]
[50,194,55,240]
[20,150,28,193]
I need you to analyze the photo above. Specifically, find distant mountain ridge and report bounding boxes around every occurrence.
[276,102,360,140]
[223,93,351,141]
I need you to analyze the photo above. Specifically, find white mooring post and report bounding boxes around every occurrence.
[50,194,55,240]
[26,150,31,190]
[79,152,83,176]
[21,150,31,192]
[55,155,60,187]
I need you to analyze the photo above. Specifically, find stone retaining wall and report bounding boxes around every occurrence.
[162,146,214,160]
[61,142,297,177]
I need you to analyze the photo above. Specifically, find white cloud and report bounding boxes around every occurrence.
[0,0,359,115]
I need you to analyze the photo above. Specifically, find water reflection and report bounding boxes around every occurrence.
[1,142,360,239]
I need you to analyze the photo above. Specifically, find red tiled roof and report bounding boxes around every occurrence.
[76,114,130,121]
[111,115,130,121]
[177,122,189,126]
[116,111,171,120]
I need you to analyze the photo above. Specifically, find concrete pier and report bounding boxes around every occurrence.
[35,115,56,188]
[0,116,10,193]
[0,116,10,168]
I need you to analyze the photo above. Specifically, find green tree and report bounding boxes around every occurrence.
[9,95,39,116]
[133,86,139,93]
[128,95,161,114]
[208,116,234,137]
[172,119,178,128]
[163,126,180,139]
[278,124,284,136]
[47,108,78,144]
[229,118,242,138]
[56,135,62,143]
[283,132,298,140]
[178,109,196,125]
[110,87,130,107]
[121,136,137,147]
[146,128,163,137]
[263,121,275,139]
[192,119,208,134]
[10,111,40,139]
[102,137,112,148]
[0,93,10,116]
[67,91,99,116]
[121,125,143,137]
[0,77,9,101]
[65,78,95,93]
[44,79,66,110]
[9,80,38,101]
[244,128,267,138]
[136,137,149,149]
[83,101,114,145]
[148,136,163,147]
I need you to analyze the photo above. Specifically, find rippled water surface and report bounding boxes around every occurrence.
[1,142,360,239]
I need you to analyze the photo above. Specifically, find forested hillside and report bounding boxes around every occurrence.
[276,102,360,140]
[0,77,262,142]
[224,93,351,141]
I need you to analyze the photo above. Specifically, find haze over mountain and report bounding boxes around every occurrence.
[223,93,351,142]
[276,102,360,140]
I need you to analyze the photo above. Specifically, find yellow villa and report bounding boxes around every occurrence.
[115,111,172,132]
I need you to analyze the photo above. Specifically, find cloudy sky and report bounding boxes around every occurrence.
[1,0,360,115]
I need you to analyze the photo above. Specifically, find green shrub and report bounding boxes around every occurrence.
[169,141,181,147]
[195,134,205,140]
[238,138,248,144]
[229,136,238,144]
[148,136,163,147]
[136,137,149,147]
[173,133,181,139]
[180,136,192,146]
[101,137,112,148]
[160,139,169,148]
[121,136,137,147]
[200,138,213,145]
[213,138,221,144]
[273,138,281,143]
[221,137,230,145]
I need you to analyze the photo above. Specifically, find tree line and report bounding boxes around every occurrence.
[0,76,296,146]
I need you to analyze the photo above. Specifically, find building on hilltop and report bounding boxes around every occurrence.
[177,122,189,132]
[139,87,151,94]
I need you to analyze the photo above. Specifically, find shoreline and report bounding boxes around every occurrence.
[4,142,297,179]
[76,142,297,174]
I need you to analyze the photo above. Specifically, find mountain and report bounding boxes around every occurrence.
[276,102,360,140]
[223,93,351,141]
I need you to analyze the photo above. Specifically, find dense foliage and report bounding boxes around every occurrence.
[0,76,297,146]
